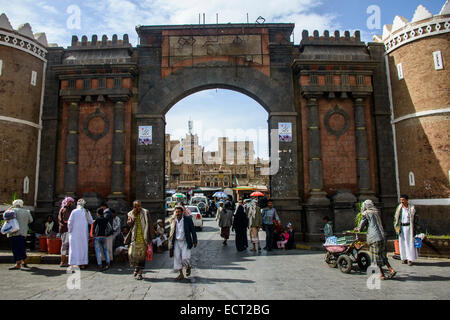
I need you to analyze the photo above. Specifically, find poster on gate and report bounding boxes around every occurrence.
[138,126,152,145]
[278,122,292,142]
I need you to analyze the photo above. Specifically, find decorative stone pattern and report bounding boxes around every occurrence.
[0,30,47,61]
[384,16,450,54]
[323,105,350,138]
[82,107,110,142]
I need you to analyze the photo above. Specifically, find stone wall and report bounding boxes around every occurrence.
[0,42,45,205]
[388,34,450,199]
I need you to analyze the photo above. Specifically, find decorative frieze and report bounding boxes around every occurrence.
[0,30,47,61]
[384,16,450,53]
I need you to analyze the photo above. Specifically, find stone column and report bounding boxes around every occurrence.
[63,100,80,197]
[268,112,303,236]
[353,94,377,202]
[107,99,128,212]
[303,93,330,241]
[135,114,166,223]
[305,94,329,204]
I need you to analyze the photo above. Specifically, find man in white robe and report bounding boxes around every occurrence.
[168,206,197,280]
[394,195,418,266]
[68,198,93,268]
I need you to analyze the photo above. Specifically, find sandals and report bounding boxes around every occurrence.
[8,266,21,270]
[133,268,139,277]
[186,266,191,277]
[136,274,143,280]
[388,271,397,279]
[175,274,185,281]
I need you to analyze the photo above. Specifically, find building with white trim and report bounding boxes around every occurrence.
[374,1,449,234]
[0,13,49,211]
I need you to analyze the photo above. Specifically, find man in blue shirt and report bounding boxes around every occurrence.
[261,200,280,251]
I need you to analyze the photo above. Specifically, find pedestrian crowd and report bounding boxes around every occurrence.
[0,193,423,282]
[216,197,296,253]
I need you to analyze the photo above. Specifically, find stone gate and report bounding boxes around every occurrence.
[36,23,398,241]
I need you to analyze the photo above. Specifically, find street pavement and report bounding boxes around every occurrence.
[1,217,449,300]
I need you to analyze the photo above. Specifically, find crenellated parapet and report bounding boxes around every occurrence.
[69,33,131,48]
[293,29,376,99]
[0,13,48,61]
[373,1,450,53]
[300,29,363,46]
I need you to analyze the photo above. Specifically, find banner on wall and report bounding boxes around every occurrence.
[138,126,152,145]
[278,122,292,142]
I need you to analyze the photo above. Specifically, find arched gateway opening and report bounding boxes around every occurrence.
[135,24,302,230]
[165,89,270,199]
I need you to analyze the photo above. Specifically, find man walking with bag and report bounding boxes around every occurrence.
[6,200,33,270]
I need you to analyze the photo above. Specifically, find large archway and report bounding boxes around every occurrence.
[135,24,302,229]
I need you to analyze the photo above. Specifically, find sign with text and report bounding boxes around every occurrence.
[138,126,152,145]
[278,122,292,142]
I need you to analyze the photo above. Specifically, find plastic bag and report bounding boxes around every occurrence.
[3,210,16,220]
[414,237,422,248]
[1,218,20,235]
[146,244,153,261]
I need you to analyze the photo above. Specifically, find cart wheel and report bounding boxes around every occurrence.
[337,255,353,273]
[325,252,337,268]
[357,252,371,272]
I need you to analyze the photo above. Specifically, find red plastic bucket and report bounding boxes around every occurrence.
[394,239,400,255]
[47,237,62,254]
[38,236,48,252]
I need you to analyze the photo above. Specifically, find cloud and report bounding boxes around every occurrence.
[75,0,339,46]
[166,89,269,159]
[0,0,70,45]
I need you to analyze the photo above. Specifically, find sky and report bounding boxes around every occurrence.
[1,0,446,158]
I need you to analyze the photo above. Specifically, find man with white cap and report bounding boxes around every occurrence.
[168,206,197,280]
[68,198,93,269]
[7,199,33,270]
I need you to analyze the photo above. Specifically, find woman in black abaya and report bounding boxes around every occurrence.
[232,203,248,252]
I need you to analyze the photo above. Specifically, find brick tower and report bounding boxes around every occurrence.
[374,1,450,234]
[0,13,48,210]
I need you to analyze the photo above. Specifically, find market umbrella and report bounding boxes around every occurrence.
[250,191,264,197]
[173,193,185,198]
[212,191,228,198]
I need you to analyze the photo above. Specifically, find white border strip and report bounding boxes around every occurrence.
[385,55,401,203]
[384,17,450,54]
[0,115,41,129]
[34,61,47,207]
[410,199,450,206]
[0,30,47,61]
[392,108,450,124]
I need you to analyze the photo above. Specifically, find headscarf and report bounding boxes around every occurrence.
[12,199,24,208]
[361,199,384,238]
[247,199,257,219]
[77,198,86,209]
[61,196,74,208]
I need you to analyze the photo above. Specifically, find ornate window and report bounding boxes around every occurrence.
[409,172,415,186]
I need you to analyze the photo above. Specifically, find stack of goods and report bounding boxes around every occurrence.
[337,236,354,245]
[324,236,338,245]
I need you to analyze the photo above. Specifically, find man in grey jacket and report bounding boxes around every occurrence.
[356,199,396,280]
[7,199,33,270]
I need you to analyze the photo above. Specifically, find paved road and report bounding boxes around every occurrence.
[1,217,449,300]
